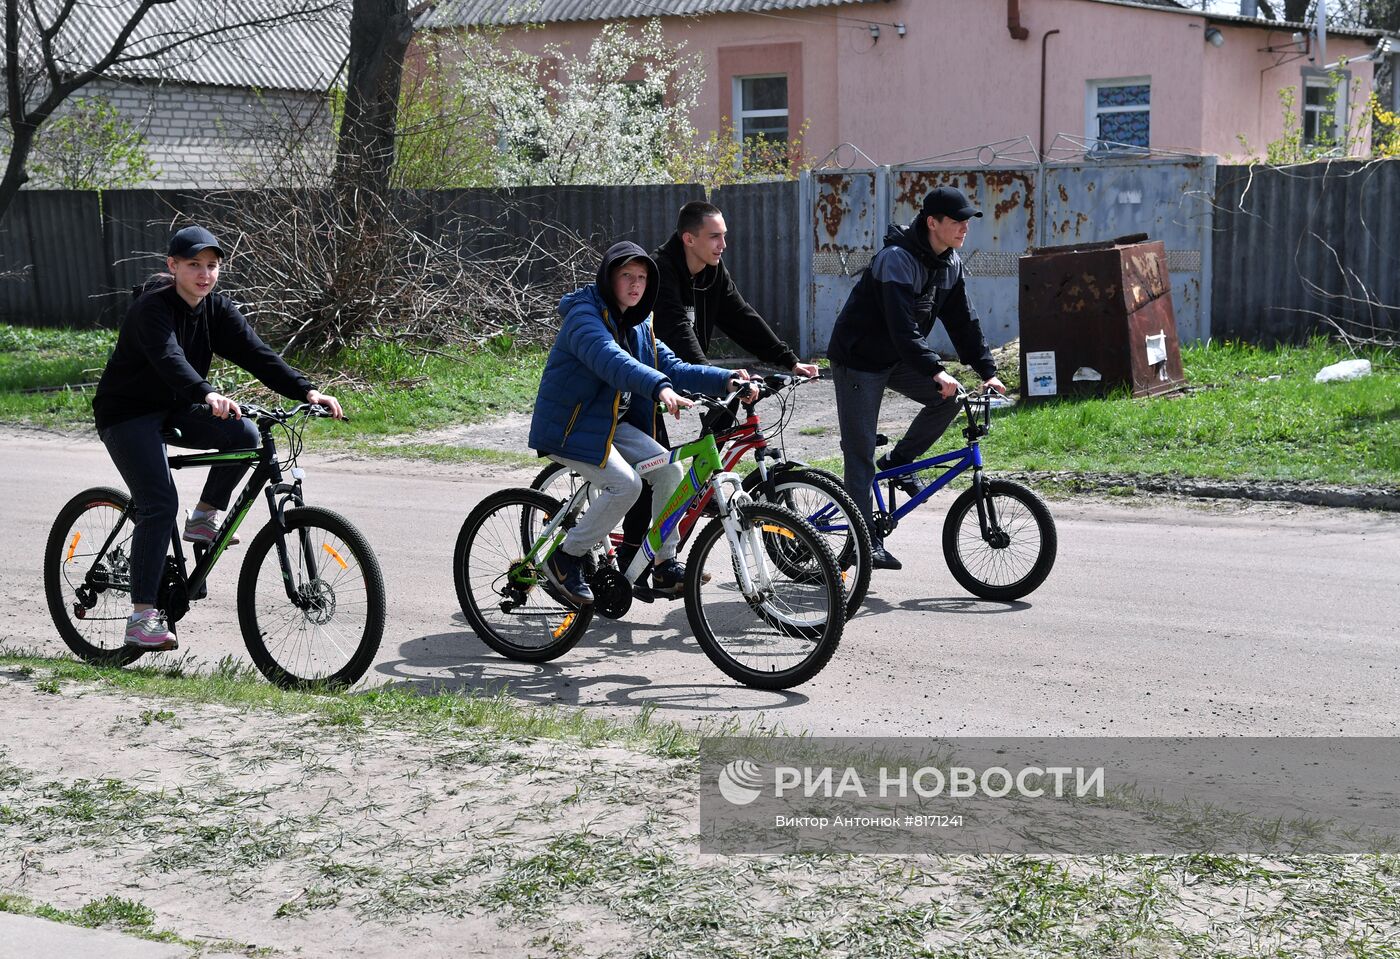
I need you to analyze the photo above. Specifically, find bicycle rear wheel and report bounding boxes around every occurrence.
[745,467,872,621]
[454,488,593,662]
[44,487,145,666]
[685,503,843,690]
[942,479,1057,601]
[237,506,386,690]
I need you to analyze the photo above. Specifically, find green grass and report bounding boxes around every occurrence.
[2,324,1395,485]
[0,324,547,443]
[0,648,700,758]
[813,339,1398,487]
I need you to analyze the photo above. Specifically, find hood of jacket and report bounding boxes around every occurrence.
[883,221,953,271]
[595,240,659,330]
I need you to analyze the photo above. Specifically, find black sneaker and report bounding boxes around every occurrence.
[870,545,903,571]
[545,549,594,605]
[652,559,710,597]
[877,454,927,497]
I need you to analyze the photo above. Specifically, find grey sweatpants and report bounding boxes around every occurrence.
[549,421,686,563]
[831,361,961,540]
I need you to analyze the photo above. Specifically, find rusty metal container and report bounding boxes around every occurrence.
[1017,234,1187,399]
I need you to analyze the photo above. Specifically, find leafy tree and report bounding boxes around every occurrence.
[26,95,154,189]
[390,39,498,189]
[459,19,704,186]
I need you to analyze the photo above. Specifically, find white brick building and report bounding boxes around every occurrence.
[20,1,349,188]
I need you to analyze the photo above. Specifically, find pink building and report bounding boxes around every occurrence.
[416,0,1397,162]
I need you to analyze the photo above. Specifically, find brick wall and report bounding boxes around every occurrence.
[85,78,334,188]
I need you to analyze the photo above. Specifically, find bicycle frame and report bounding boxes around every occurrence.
[515,431,766,595]
[869,395,1000,537]
[873,442,981,527]
[83,421,317,619]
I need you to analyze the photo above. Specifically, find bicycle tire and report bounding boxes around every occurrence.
[44,487,145,666]
[744,467,872,621]
[684,502,843,690]
[942,479,1057,601]
[237,506,386,690]
[454,488,593,662]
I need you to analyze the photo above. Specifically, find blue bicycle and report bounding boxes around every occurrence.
[869,392,1057,600]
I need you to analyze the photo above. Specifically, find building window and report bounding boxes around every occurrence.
[1302,69,1350,149]
[733,74,788,148]
[1087,78,1150,151]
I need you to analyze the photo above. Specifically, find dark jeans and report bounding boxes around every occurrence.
[830,361,960,542]
[99,408,260,604]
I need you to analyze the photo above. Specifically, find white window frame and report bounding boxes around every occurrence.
[1301,67,1351,149]
[732,73,789,147]
[1085,76,1151,152]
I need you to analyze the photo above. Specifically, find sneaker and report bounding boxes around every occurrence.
[870,545,903,571]
[183,511,239,546]
[544,549,594,606]
[877,454,927,497]
[652,559,710,597]
[125,610,178,651]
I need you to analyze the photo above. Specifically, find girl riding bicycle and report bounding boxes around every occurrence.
[92,224,341,651]
[529,241,754,606]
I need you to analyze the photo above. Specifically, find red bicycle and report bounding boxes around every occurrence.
[530,374,872,620]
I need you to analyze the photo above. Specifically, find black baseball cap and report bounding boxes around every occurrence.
[920,187,982,222]
[167,225,224,259]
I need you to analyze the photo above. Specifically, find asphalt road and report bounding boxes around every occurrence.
[5,426,1398,737]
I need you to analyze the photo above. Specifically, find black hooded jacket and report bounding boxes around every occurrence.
[92,284,313,432]
[826,223,996,380]
[651,232,799,369]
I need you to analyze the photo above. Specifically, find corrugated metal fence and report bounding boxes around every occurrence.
[1212,161,1400,344]
[5,162,1397,349]
[0,182,802,349]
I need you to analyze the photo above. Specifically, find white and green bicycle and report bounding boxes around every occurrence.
[452,391,845,690]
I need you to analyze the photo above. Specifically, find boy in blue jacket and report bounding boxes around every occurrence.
[528,241,750,605]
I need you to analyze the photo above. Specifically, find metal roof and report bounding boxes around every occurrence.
[33,0,349,93]
[418,0,882,29]
[1079,0,1395,39]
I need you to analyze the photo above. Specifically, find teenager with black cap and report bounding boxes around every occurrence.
[826,187,1006,571]
[527,241,754,605]
[92,224,343,651]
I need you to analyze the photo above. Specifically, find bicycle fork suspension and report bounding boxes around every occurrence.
[712,474,772,599]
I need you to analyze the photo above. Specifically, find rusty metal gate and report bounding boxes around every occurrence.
[799,149,1216,355]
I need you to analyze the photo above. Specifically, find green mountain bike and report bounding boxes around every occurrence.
[453,392,845,690]
[44,404,386,689]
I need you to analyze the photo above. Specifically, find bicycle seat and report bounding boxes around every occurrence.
[160,427,183,442]
[874,433,890,448]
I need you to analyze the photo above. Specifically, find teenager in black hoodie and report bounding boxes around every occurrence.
[827,188,1005,571]
[92,225,342,650]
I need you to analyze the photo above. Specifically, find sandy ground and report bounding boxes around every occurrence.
[0,668,695,958]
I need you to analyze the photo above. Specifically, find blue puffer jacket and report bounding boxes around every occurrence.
[529,241,732,467]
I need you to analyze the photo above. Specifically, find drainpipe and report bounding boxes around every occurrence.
[1007,0,1030,40]
[1039,28,1061,158]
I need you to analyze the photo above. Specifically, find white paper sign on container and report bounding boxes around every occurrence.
[1026,351,1057,397]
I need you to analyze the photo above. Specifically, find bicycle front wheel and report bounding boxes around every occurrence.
[685,503,843,690]
[237,506,386,690]
[746,467,872,621]
[942,479,1057,601]
[44,487,144,666]
[454,488,593,662]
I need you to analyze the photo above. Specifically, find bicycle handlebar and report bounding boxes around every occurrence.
[198,402,347,423]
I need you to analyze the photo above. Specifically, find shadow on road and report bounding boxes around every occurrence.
[370,611,811,713]
[857,594,1031,616]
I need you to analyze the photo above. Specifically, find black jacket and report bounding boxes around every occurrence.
[826,224,996,380]
[651,233,799,369]
[93,284,313,431]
